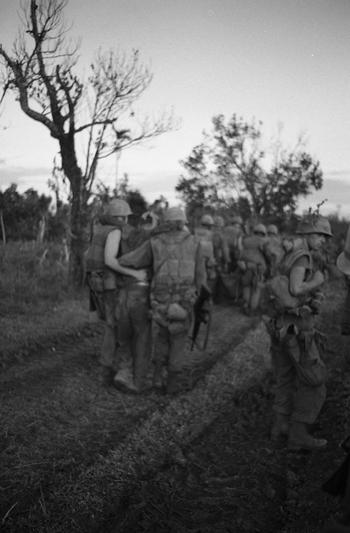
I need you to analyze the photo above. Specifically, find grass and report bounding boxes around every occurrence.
[0,241,89,367]
[0,241,72,316]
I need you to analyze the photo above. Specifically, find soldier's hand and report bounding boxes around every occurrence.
[133,269,148,283]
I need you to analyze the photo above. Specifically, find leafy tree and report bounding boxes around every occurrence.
[0,184,51,240]
[176,114,323,223]
[0,0,173,285]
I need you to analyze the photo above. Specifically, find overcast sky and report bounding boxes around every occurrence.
[0,0,349,215]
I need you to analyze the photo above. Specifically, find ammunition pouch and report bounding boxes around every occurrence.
[167,303,188,321]
[87,271,105,293]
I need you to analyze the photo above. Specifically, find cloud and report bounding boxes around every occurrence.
[298,176,350,217]
[0,165,51,189]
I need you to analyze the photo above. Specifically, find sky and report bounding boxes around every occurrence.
[0,0,350,216]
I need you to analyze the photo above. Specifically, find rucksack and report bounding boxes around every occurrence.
[262,242,312,315]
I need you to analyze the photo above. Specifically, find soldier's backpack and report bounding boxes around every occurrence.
[262,240,312,315]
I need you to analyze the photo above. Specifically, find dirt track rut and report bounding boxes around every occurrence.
[0,304,253,532]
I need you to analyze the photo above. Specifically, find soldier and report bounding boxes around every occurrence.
[265,214,333,450]
[119,207,207,394]
[85,199,148,387]
[264,223,285,278]
[321,229,350,532]
[212,215,229,273]
[223,215,244,273]
[194,215,217,289]
[238,223,268,315]
[212,215,231,302]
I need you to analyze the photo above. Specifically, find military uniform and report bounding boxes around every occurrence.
[222,216,244,273]
[264,224,284,279]
[194,215,217,293]
[265,215,332,450]
[85,200,151,391]
[119,207,207,394]
[239,223,268,314]
[85,217,124,372]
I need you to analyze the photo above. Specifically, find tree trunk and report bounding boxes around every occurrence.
[59,136,89,287]
[0,209,6,245]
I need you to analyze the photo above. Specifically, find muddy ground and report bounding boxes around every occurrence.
[106,285,350,533]
[1,280,349,533]
[0,303,254,532]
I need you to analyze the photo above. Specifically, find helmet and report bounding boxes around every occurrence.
[214,215,225,228]
[267,224,278,236]
[163,206,188,223]
[104,199,132,217]
[296,216,333,237]
[253,223,267,236]
[200,214,214,226]
[232,215,243,225]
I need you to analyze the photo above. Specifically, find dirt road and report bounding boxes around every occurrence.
[105,285,350,533]
[0,304,255,532]
[1,280,348,533]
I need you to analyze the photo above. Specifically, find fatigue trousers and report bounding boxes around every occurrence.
[115,283,151,389]
[99,289,119,370]
[270,334,326,425]
[153,317,191,393]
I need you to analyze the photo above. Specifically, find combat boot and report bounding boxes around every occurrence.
[270,413,289,441]
[113,368,139,394]
[288,421,327,451]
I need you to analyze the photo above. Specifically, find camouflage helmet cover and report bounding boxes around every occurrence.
[253,223,267,236]
[200,214,215,226]
[163,206,188,223]
[214,215,225,227]
[104,198,132,217]
[231,215,243,225]
[296,216,333,237]
[267,224,278,235]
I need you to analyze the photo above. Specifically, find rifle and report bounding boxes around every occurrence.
[190,285,212,351]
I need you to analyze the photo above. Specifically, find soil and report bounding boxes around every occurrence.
[106,286,350,533]
[1,280,349,533]
[0,304,253,532]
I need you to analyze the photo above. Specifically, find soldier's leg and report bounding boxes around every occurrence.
[99,290,118,383]
[152,324,168,389]
[289,361,327,450]
[270,339,295,439]
[128,284,151,391]
[292,381,326,425]
[167,320,191,394]
[242,286,251,312]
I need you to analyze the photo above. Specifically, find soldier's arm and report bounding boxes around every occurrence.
[289,257,325,296]
[119,240,153,270]
[104,229,147,282]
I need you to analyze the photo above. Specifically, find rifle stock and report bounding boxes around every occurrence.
[190,285,211,351]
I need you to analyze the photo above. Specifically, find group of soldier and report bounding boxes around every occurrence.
[85,199,341,449]
[85,198,350,529]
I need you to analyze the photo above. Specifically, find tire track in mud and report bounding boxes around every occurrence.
[0,304,255,532]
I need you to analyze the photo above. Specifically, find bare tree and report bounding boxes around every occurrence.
[0,0,174,285]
